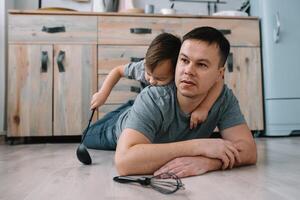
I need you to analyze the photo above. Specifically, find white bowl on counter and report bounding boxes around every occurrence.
[212,11,248,17]
[160,8,176,15]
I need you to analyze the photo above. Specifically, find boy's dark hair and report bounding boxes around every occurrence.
[145,33,181,72]
[182,26,230,68]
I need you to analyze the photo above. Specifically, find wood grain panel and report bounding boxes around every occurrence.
[53,45,97,136]
[224,47,263,130]
[181,18,260,47]
[98,45,148,74]
[98,75,140,104]
[98,16,181,45]
[7,45,53,137]
[9,15,97,44]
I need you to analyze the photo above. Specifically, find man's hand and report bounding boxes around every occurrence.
[198,139,241,169]
[90,92,106,109]
[190,108,209,129]
[153,156,221,178]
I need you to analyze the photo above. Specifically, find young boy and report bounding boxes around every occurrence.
[90,32,224,128]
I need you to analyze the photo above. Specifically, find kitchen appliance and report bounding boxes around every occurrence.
[251,0,300,136]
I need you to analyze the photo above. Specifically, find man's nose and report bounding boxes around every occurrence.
[184,63,195,75]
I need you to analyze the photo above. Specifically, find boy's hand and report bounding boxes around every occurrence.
[190,108,209,129]
[90,92,106,110]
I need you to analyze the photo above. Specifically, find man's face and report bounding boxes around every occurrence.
[175,39,224,98]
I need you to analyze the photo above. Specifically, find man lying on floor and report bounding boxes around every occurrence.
[84,26,257,178]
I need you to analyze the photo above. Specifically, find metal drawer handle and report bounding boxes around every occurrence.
[273,12,280,43]
[57,51,65,73]
[227,53,233,72]
[130,28,152,34]
[130,57,144,62]
[42,26,66,33]
[41,51,48,73]
[218,29,231,35]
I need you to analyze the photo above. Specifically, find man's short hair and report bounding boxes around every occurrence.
[145,33,181,72]
[182,26,230,68]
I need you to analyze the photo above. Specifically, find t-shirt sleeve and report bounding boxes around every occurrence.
[217,89,246,131]
[123,60,148,84]
[124,89,163,142]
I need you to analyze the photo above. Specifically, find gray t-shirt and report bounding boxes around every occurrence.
[115,83,246,143]
[123,60,149,85]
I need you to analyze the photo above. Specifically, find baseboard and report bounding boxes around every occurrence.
[0,135,5,144]
[0,130,6,135]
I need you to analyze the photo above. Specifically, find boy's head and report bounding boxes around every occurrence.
[145,33,181,85]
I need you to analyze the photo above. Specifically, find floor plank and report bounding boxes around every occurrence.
[0,137,299,200]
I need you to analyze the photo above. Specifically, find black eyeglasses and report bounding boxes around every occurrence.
[113,172,185,194]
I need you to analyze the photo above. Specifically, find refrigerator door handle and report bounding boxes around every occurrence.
[273,12,281,43]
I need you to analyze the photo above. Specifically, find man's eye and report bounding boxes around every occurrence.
[198,63,208,68]
[181,58,189,64]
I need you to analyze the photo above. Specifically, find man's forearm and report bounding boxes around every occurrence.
[115,129,202,175]
[221,124,257,167]
[116,141,200,175]
[115,128,253,176]
[232,139,257,167]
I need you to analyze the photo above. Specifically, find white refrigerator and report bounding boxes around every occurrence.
[251,0,300,136]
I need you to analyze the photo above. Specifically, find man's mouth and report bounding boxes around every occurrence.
[181,79,196,86]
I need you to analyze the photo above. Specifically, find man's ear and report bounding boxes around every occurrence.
[218,67,225,80]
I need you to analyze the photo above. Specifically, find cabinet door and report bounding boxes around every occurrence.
[53,45,97,136]
[7,45,53,137]
[224,47,263,130]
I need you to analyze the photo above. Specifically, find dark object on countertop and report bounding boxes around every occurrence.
[76,109,95,165]
[239,0,250,15]
[113,172,185,194]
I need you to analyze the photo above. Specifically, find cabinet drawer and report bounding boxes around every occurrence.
[181,18,260,47]
[98,75,140,104]
[9,15,97,44]
[98,16,181,45]
[98,45,148,74]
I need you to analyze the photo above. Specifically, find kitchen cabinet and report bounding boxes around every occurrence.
[7,44,97,137]
[7,14,97,137]
[7,11,263,138]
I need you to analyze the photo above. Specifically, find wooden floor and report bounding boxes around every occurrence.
[0,137,299,200]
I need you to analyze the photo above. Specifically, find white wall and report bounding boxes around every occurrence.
[15,0,38,10]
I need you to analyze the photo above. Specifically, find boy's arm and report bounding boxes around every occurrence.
[190,79,224,129]
[90,65,125,109]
